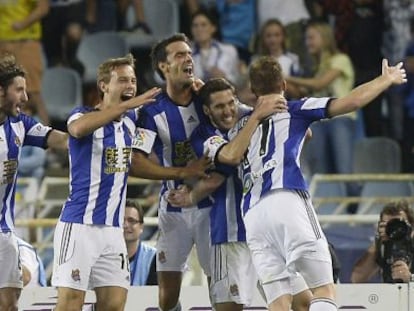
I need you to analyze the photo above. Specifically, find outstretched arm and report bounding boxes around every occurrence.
[68,87,160,138]
[46,130,69,150]
[328,59,407,117]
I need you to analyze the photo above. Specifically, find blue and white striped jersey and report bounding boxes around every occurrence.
[0,114,51,232]
[133,92,212,212]
[206,97,331,216]
[60,106,137,227]
[191,122,245,244]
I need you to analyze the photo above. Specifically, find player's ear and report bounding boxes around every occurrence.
[98,81,107,94]
[159,62,169,74]
[202,104,210,116]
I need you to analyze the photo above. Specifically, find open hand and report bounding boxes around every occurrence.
[167,185,193,207]
[182,154,212,179]
[124,87,161,109]
[382,59,407,85]
[253,93,288,120]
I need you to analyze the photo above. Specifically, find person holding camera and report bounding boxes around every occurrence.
[351,200,414,283]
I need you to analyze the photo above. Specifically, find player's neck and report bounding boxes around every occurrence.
[166,84,193,106]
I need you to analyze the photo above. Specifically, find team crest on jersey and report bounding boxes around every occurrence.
[71,269,81,282]
[14,136,21,146]
[229,284,239,296]
[158,251,167,263]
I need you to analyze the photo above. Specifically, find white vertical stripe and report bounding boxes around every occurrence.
[105,123,125,225]
[225,177,238,241]
[154,112,174,204]
[179,104,200,140]
[83,127,104,223]
[0,125,22,231]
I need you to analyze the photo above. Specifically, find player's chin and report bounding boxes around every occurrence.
[182,77,194,88]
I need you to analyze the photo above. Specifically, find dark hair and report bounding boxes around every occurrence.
[249,56,284,96]
[125,199,144,223]
[191,9,218,28]
[150,33,191,80]
[381,200,414,226]
[0,54,26,90]
[198,78,235,107]
[96,53,136,100]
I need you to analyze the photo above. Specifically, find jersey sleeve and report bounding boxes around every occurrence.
[289,97,332,121]
[67,106,88,125]
[203,135,228,164]
[21,114,52,148]
[132,107,158,154]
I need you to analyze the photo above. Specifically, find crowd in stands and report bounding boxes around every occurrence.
[2,0,414,178]
[2,0,414,294]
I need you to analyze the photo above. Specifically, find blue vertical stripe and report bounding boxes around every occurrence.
[260,121,276,198]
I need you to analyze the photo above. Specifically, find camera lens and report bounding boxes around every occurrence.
[385,219,411,240]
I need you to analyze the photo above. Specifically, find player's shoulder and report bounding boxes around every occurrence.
[9,113,39,127]
[140,92,171,114]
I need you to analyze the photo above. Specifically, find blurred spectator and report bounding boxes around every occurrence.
[17,237,47,287]
[215,0,257,65]
[314,0,386,138]
[401,17,414,172]
[0,0,50,125]
[382,0,414,65]
[17,105,47,181]
[85,0,118,33]
[116,0,151,33]
[382,0,414,140]
[253,18,302,99]
[257,0,310,68]
[191,10,241,86]
[180,1,256,64]
[124,200,157,286]
[42,0,86,75]
[181,0,218,35]
[286,21,356,179]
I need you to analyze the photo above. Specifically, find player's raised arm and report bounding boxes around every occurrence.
[328,59,407,117]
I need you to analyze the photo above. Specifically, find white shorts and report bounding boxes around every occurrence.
[210,242,257,306]
[0,232,22,289]
[259,272,309,305]
[244,189,333,302]
[52,221,130,291]
[156,208,211,275]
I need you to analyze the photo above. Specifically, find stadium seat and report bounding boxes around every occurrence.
[353,137,402,173]
[122,0,180,49]
[76,32,129,83]
[41,67,82,122]
[311,180,348,215]
[357,181,414,214]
